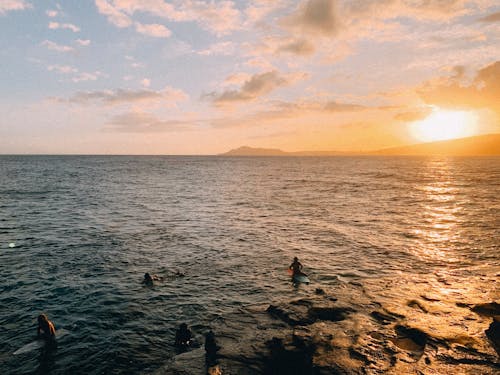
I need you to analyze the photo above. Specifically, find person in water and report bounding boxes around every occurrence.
[289,257,304,276]
[175,323,193,347]
[143,273,162,286]
[37,314,56,341]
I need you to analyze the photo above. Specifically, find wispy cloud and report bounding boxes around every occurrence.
[94,0,242,36]
[478,11,500,23]
[208,71,306,105]
[94,0,132,28]
[48,64,78,74]
[0,0,31,14]
[48,21,80,32]
[72,71,106,83]
[134,22,171,38]
[197,42,235,56]
[76,39,91,46]
[46,9,58,17]
[66,86,188,106]
[41,40,74,52]
[105,111,195,133]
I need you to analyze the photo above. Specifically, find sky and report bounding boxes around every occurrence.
[0,0,499,154]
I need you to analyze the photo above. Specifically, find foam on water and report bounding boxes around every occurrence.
[0,155,499,374]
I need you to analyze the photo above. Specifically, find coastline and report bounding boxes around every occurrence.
[156,279,500,374]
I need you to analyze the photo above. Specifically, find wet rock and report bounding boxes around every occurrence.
[264,336,315,374]
[266,304,312,326]
[485,318,500,356]
[370,310,398,325]
[407,299,428,313]
[308,306,354,322]
[472,302,500,317]
[390,325,427,357]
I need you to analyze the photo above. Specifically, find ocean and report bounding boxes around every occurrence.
[0,156,499,374]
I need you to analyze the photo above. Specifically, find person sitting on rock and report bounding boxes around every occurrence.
[289,257,304,276]
[175,323,193,347]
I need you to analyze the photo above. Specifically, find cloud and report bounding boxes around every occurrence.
[46,9,58,17]
[67,86,188,106]
[0,0,31,14]
[197,41,235,56]
[141,78,151,87]
[76,39,91,46]
[94,0,242,36]
[134,22,171,38]
[208,71,298,104]
[276,38,315,55]
[418,60,500,114]
[47,64,78,74]
[393,108,433,122]
[48,22,80,32]
[283,0,340,36]
[478,11,500,23]
[324,101,366,112]
[105,111,194,132]
[72,71,106,83]
[94,0,132,28]
[41,40,74,52]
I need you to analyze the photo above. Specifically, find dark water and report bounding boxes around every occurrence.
[0,156,499,374]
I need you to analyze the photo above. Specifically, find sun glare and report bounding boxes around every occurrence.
[409,109,477,143]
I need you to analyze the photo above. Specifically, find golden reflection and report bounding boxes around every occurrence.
[412,158,463,262]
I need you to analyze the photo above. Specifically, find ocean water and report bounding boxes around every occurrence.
[0,155,498,374]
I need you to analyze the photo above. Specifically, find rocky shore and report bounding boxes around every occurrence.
[155,280,500,374]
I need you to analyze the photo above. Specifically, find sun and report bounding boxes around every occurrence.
[409,109,477,143]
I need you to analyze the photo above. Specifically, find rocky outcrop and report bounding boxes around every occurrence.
[155,286,500,374]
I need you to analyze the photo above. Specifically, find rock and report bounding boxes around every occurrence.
[485,318,500,356]
[472,302,500,317]
[308,306,354,322]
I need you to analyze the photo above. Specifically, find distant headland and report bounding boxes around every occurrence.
[220,133,500,156]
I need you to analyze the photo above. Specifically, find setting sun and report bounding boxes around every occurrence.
[409,109,478,143]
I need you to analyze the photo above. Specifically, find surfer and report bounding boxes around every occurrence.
[289,257,304,276]
[37,314,56,342]
[175,323,193,347]
[143,273,162,286]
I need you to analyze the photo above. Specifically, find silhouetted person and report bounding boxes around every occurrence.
[175,323,192,347]
[37,314,56,342]
[143,273,162,286]
[205,330,219,367]
[289,257,304,276]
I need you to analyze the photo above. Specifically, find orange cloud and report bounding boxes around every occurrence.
[418,61,500,114]
[283,0,340,36]
[478,11,500,22]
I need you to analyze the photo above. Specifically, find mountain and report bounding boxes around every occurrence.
[220,134,500,156]
[221,146,351,156]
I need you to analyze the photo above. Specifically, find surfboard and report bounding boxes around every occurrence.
[14,329,68,355]
[293,274,310,284]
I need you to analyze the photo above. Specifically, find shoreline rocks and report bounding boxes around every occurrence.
[155,285,500,374]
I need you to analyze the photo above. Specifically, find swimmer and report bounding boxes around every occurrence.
[143,272,163,286]
[37,314,56,341]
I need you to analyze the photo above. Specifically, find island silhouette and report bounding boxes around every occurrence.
[221,134,500,156]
